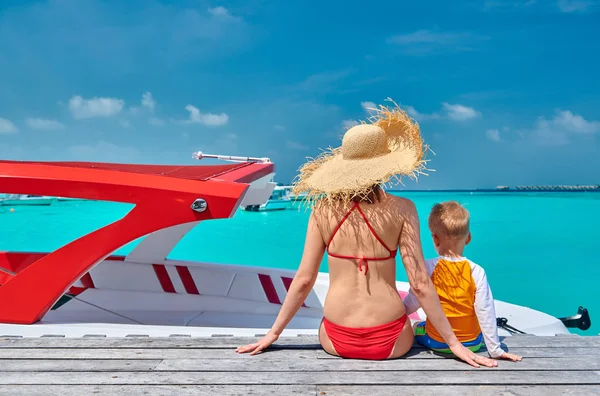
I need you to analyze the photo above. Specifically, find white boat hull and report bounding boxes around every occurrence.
[241,199,292,211]
[0,257,570,338]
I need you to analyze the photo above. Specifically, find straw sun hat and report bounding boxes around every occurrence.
[292,99,431,203]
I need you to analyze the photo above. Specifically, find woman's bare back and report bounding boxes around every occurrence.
[313,193,413,328]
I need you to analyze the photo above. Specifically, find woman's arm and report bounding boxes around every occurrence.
[236,211,325,355]
[399,200,497,368]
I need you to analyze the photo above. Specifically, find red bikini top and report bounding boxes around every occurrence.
[326,202,398,275]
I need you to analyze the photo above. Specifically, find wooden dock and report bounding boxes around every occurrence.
[0,335,599,395]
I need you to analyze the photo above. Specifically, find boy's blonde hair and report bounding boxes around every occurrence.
[428,201,470,239]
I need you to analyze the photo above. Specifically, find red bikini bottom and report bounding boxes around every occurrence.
[322,315,408,360]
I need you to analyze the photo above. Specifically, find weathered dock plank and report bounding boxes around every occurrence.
[316,385,600,396]
[152,357,600,371]
[0,385,598,396]
[0,348,318,360]
[0,346,597,360]
[0,357,595,372]
[1,335,598,348]
[0,385,317,396]
[0,336,321,349]
[315,347,600,359]
[0,359,162,372]
[1,370,599,385]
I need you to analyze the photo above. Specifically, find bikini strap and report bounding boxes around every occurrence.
[353,204,397,256]
[326,202,360,249]
[326,203,398,275]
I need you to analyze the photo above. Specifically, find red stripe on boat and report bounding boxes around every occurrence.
[176,266,200,295]
[258,274,281,304]
[79,273,95,289]
[153,264,176,293]
[281,276,307,307]
[67,286,87,296]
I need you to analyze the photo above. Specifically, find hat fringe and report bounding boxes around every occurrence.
[291,99,433,208]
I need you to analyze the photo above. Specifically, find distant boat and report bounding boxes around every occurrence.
[0,194,56,206]
[241,185,292,212]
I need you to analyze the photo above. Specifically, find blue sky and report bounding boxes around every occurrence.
[0,0,599,189]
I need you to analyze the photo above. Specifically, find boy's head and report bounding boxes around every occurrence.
[428,201,471,253]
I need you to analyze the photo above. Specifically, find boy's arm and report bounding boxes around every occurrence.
[403,288,420,315]
[403,258,435,315]
[471,263,505,358]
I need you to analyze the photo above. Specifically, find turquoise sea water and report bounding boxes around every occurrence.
[1,192,598,335]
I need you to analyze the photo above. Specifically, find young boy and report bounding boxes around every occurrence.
[403,201,521,361]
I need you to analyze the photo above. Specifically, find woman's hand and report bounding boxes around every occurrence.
[236,211,325,356]
[449,343,498,368]
[235,331,279,356]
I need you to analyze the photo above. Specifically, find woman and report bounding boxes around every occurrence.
[236,102,497,367]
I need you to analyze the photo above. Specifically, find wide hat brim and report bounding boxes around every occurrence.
[292,100,430,201]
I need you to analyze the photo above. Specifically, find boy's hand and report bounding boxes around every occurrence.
[449,343,498,368]
[497,352,522,362]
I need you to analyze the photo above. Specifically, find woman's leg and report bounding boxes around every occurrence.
[318,319,339,357]
[387,318,415,359]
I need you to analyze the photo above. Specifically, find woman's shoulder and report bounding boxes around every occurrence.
[383,193,416,210]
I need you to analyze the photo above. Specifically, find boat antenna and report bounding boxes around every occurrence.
[192,151,271,164]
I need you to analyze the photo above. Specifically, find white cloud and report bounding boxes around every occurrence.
[25,118,65,130]
[540,110,600,134]
[557,0,595,12]
[484,0,537,10]
[361,101,377,112]
[404,106,422,120]
[119,120,132,129]
[486,129,502,142]
[0,118,18,134]
[149,117,165,126]
[208,6,232,18]
[68,95,125,119]
[530,109,599,145]
[141,92,156,112]
[286,140,309,150]
[531,128,570,146]
[342,119,359,129]
[403,105,441,121]
[442,102,480,121]
[274,125,286,132]
[184,105,229,126]
[402,103,480,122]
[387,30,485,55]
